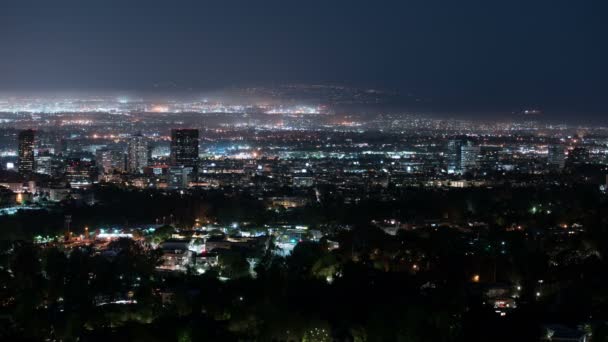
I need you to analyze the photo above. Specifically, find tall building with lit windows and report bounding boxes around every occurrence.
[96,148,125,174]
[170,129,199,169]
[127,133,149,173]
[447,139,463,174]
[35,151,53,175]
[460,144,480,173]
[18,129,35,175]
[566,146,589,167]
[547,145,565,169]
[66,158,97,188]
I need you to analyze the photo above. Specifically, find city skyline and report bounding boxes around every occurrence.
[1,1,608,341]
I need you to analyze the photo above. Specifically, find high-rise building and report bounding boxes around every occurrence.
[547,145,565,169]
[96,148,125,174]
[447,140,463,174]
[66,158,97,188]
[18,129,35,175]
[50,156,67,178]
[479,145,502,171]
[35,151,53,175]
[461,145,480,173]
[127,133,149,173]
[168,165,194,189]
[566,147,589,167]
[170,129,199,169]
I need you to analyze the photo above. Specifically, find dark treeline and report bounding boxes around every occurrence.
[2,218,608,341]
[0,182,605,240]
[1,184,608,340]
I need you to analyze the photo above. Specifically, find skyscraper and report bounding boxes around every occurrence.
[96,148,125,174]
[170,129,199,169]
[66,158,97,188]
[461,145,480,173]
[566,147,589,167]
[18,129,35,175]
[547,145,565,169]
[479,145,502,171]
[35,151,53,175]
[127,133,149,173]
[168,165,193,189]
[447,140,463,174]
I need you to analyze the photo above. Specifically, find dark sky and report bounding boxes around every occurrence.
[1,0,606,115]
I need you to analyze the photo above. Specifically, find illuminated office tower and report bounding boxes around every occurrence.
[170,129,199,169]
[566,146,589,167]
[96,148,125,174]
[447,139,463,174]
[479,145,502,171]
[127,133,149,173]
[547,145,565,169]
[35,151,53,175]
[66,158,97,188]
[460,144,480,173]
[18,129,35,175]
[168,165,193,189]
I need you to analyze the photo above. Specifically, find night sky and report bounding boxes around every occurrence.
[1,0,607,116]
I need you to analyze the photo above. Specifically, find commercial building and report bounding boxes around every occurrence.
[447,139,463,174]
[35,151,53,175]
[96,148,125,174]
[566,147,589,167]
[461,144,480,173]
[170,129,199,169]
[547,145,565,169]
[66,158,97,188]
[168,165,194,189]
[127,133,149,173]
[18,129,35,175]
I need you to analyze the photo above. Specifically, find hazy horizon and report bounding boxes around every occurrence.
[1,0,607,118]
